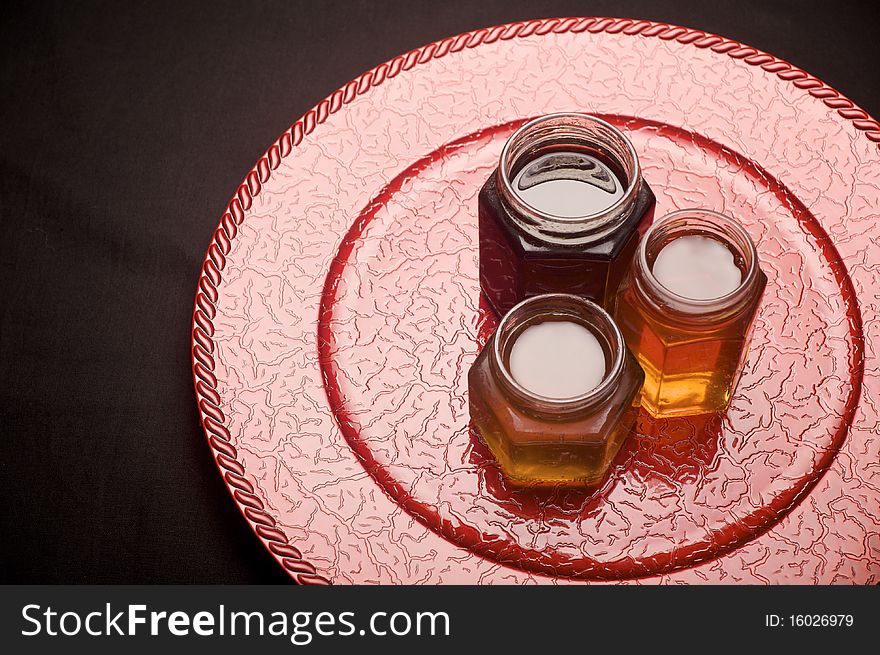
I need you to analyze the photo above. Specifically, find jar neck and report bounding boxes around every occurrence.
[632,209,762,323]
[497,113,642,246]
[489,294,625,418]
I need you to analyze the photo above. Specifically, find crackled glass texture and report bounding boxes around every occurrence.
[479,114,656,315]
[468,295,644,485]
[196,23,879,584]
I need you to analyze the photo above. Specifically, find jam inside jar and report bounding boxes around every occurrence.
[468,294,645,486]
[479,113,656,316]
[613,209,767,418]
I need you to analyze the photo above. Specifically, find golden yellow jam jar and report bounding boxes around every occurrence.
[468,294,644,485]
[479,113,656,316]
[614,209,767,418]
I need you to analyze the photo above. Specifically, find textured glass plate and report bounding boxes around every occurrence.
[192,18,880,584]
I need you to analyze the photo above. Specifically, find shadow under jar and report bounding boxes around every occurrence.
[479,113,656,316]
[468,294,645,486]
[614,209,767,418]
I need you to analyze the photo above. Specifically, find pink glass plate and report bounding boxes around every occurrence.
[192,18,880,584]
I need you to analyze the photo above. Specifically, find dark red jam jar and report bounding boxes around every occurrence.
[479,113,656,315]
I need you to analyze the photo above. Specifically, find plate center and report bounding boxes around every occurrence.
[318,116,862,579]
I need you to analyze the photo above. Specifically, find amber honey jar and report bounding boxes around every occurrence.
[479,113,656,315]
[614,209,767,418]
[468,294,644,485]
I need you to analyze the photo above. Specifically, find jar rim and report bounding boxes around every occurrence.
[490,293,626,414]
[636,208,761,314]
[497,113,642,244]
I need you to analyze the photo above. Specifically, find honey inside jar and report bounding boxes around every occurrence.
[478,113,656,316]
[511,150,626,218]
[468,294,644,485]
[614,209,766,418]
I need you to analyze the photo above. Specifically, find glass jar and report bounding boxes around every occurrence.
[614,209,767,418]
[468,294,645,485]
[479,113,656,316]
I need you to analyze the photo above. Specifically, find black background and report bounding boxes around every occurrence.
[2,0,879,583]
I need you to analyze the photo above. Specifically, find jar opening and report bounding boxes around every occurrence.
[491,294,625,416]
[637,209,760,316]
[498,113,641,245]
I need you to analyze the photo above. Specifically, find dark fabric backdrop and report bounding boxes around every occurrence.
[2,0,879,583]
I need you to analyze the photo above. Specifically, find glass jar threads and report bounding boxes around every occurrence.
[479,113,656,316]
[468,294,645,485]
[614,209,767,418]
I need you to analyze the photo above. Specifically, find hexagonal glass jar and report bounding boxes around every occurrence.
[468,294,645,486]
[479,113,656,316]
[614,209,767,418]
